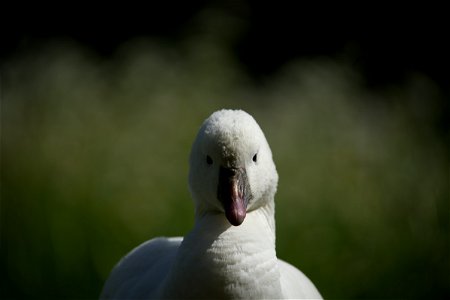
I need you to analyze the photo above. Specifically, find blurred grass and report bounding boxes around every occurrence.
[1,33,448,299]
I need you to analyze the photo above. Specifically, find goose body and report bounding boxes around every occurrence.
[101,109,322,299]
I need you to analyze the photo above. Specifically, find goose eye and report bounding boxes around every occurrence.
[206,155,213,165]
[252,153,257,162]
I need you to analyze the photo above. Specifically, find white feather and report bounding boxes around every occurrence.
[101,109,322,299]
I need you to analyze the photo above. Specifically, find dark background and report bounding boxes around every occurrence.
[2,2,448,92]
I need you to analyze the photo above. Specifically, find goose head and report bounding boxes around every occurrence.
[189,109,278,226]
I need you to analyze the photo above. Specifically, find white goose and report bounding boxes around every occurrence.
[101,109,322,299]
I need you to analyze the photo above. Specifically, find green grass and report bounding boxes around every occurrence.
[1,37,448,299]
